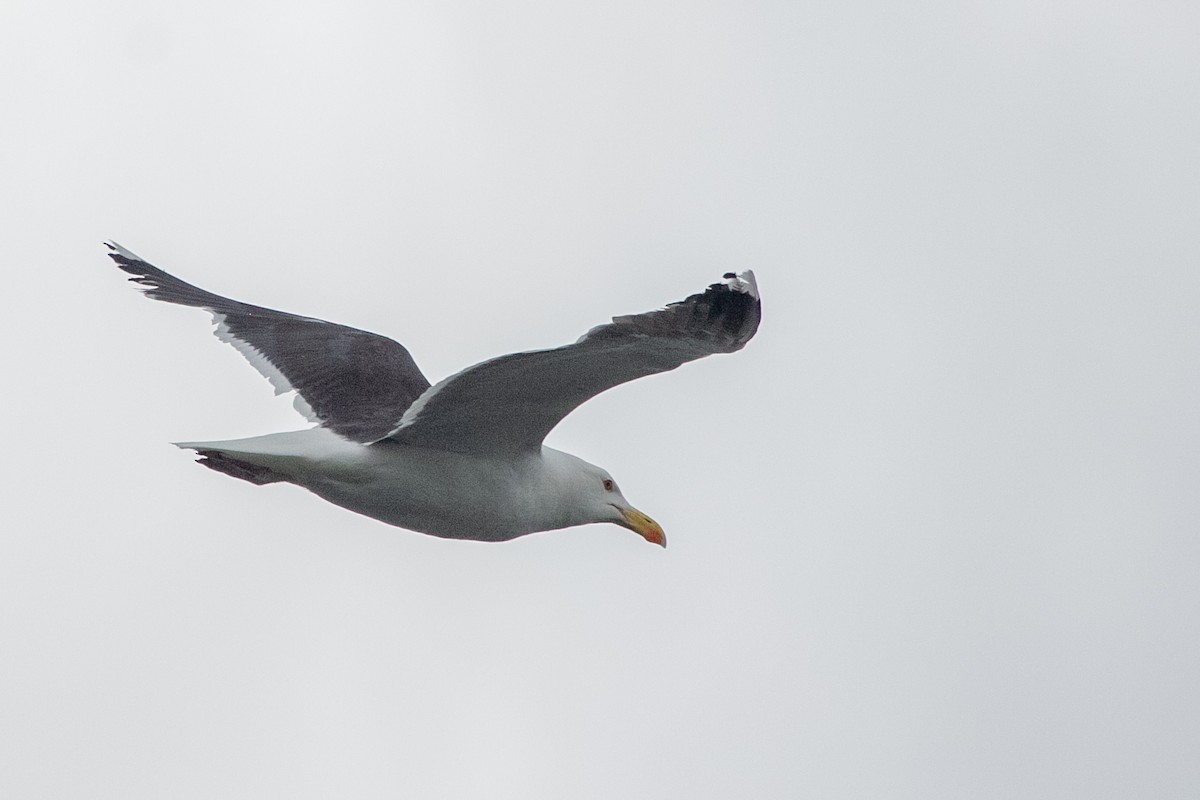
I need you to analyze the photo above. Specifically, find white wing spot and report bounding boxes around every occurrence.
[725,270,759,299]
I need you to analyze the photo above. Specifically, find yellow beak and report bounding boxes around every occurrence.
[619,507,667,548]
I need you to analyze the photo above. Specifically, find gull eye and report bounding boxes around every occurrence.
[603,479,615,492]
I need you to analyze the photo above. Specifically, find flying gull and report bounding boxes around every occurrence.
[105,242,761,547]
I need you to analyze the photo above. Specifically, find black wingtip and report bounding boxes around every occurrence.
[699,280,760,342]
[104,240,139,258]
[104,241,144,272]
[102,242,216,307]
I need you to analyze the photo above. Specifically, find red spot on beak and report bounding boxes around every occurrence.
[620,508,666,548]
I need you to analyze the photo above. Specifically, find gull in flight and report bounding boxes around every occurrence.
[106,243,761,547]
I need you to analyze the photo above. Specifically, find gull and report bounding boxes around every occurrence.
[106,242,760,547]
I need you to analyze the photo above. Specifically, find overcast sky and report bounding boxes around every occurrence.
[3,1,1199,797]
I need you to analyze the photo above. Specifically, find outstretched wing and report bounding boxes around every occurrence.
[386,271,760,455]
[106,242,431,443]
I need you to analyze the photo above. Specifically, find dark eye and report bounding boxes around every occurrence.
[603,479,615,491]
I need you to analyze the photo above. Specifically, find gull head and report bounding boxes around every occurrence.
[549,452,666,547]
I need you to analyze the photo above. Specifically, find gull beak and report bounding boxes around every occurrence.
[619,507,667,548]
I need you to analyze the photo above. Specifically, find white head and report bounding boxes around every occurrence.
[546,451,666,547]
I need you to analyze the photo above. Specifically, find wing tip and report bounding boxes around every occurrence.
[589,270,761,350]
[103,240,145,263]
[707,270,761,348]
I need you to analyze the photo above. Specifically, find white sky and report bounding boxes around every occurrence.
[3,1,1199,797]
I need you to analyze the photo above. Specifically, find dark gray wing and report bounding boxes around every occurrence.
[386,271,760,455]
[106,242,431,443]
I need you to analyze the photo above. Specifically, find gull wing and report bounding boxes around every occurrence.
[385,272,760,455]
[106,242,430,443]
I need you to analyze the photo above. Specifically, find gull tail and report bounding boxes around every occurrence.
[173,428,363,487]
